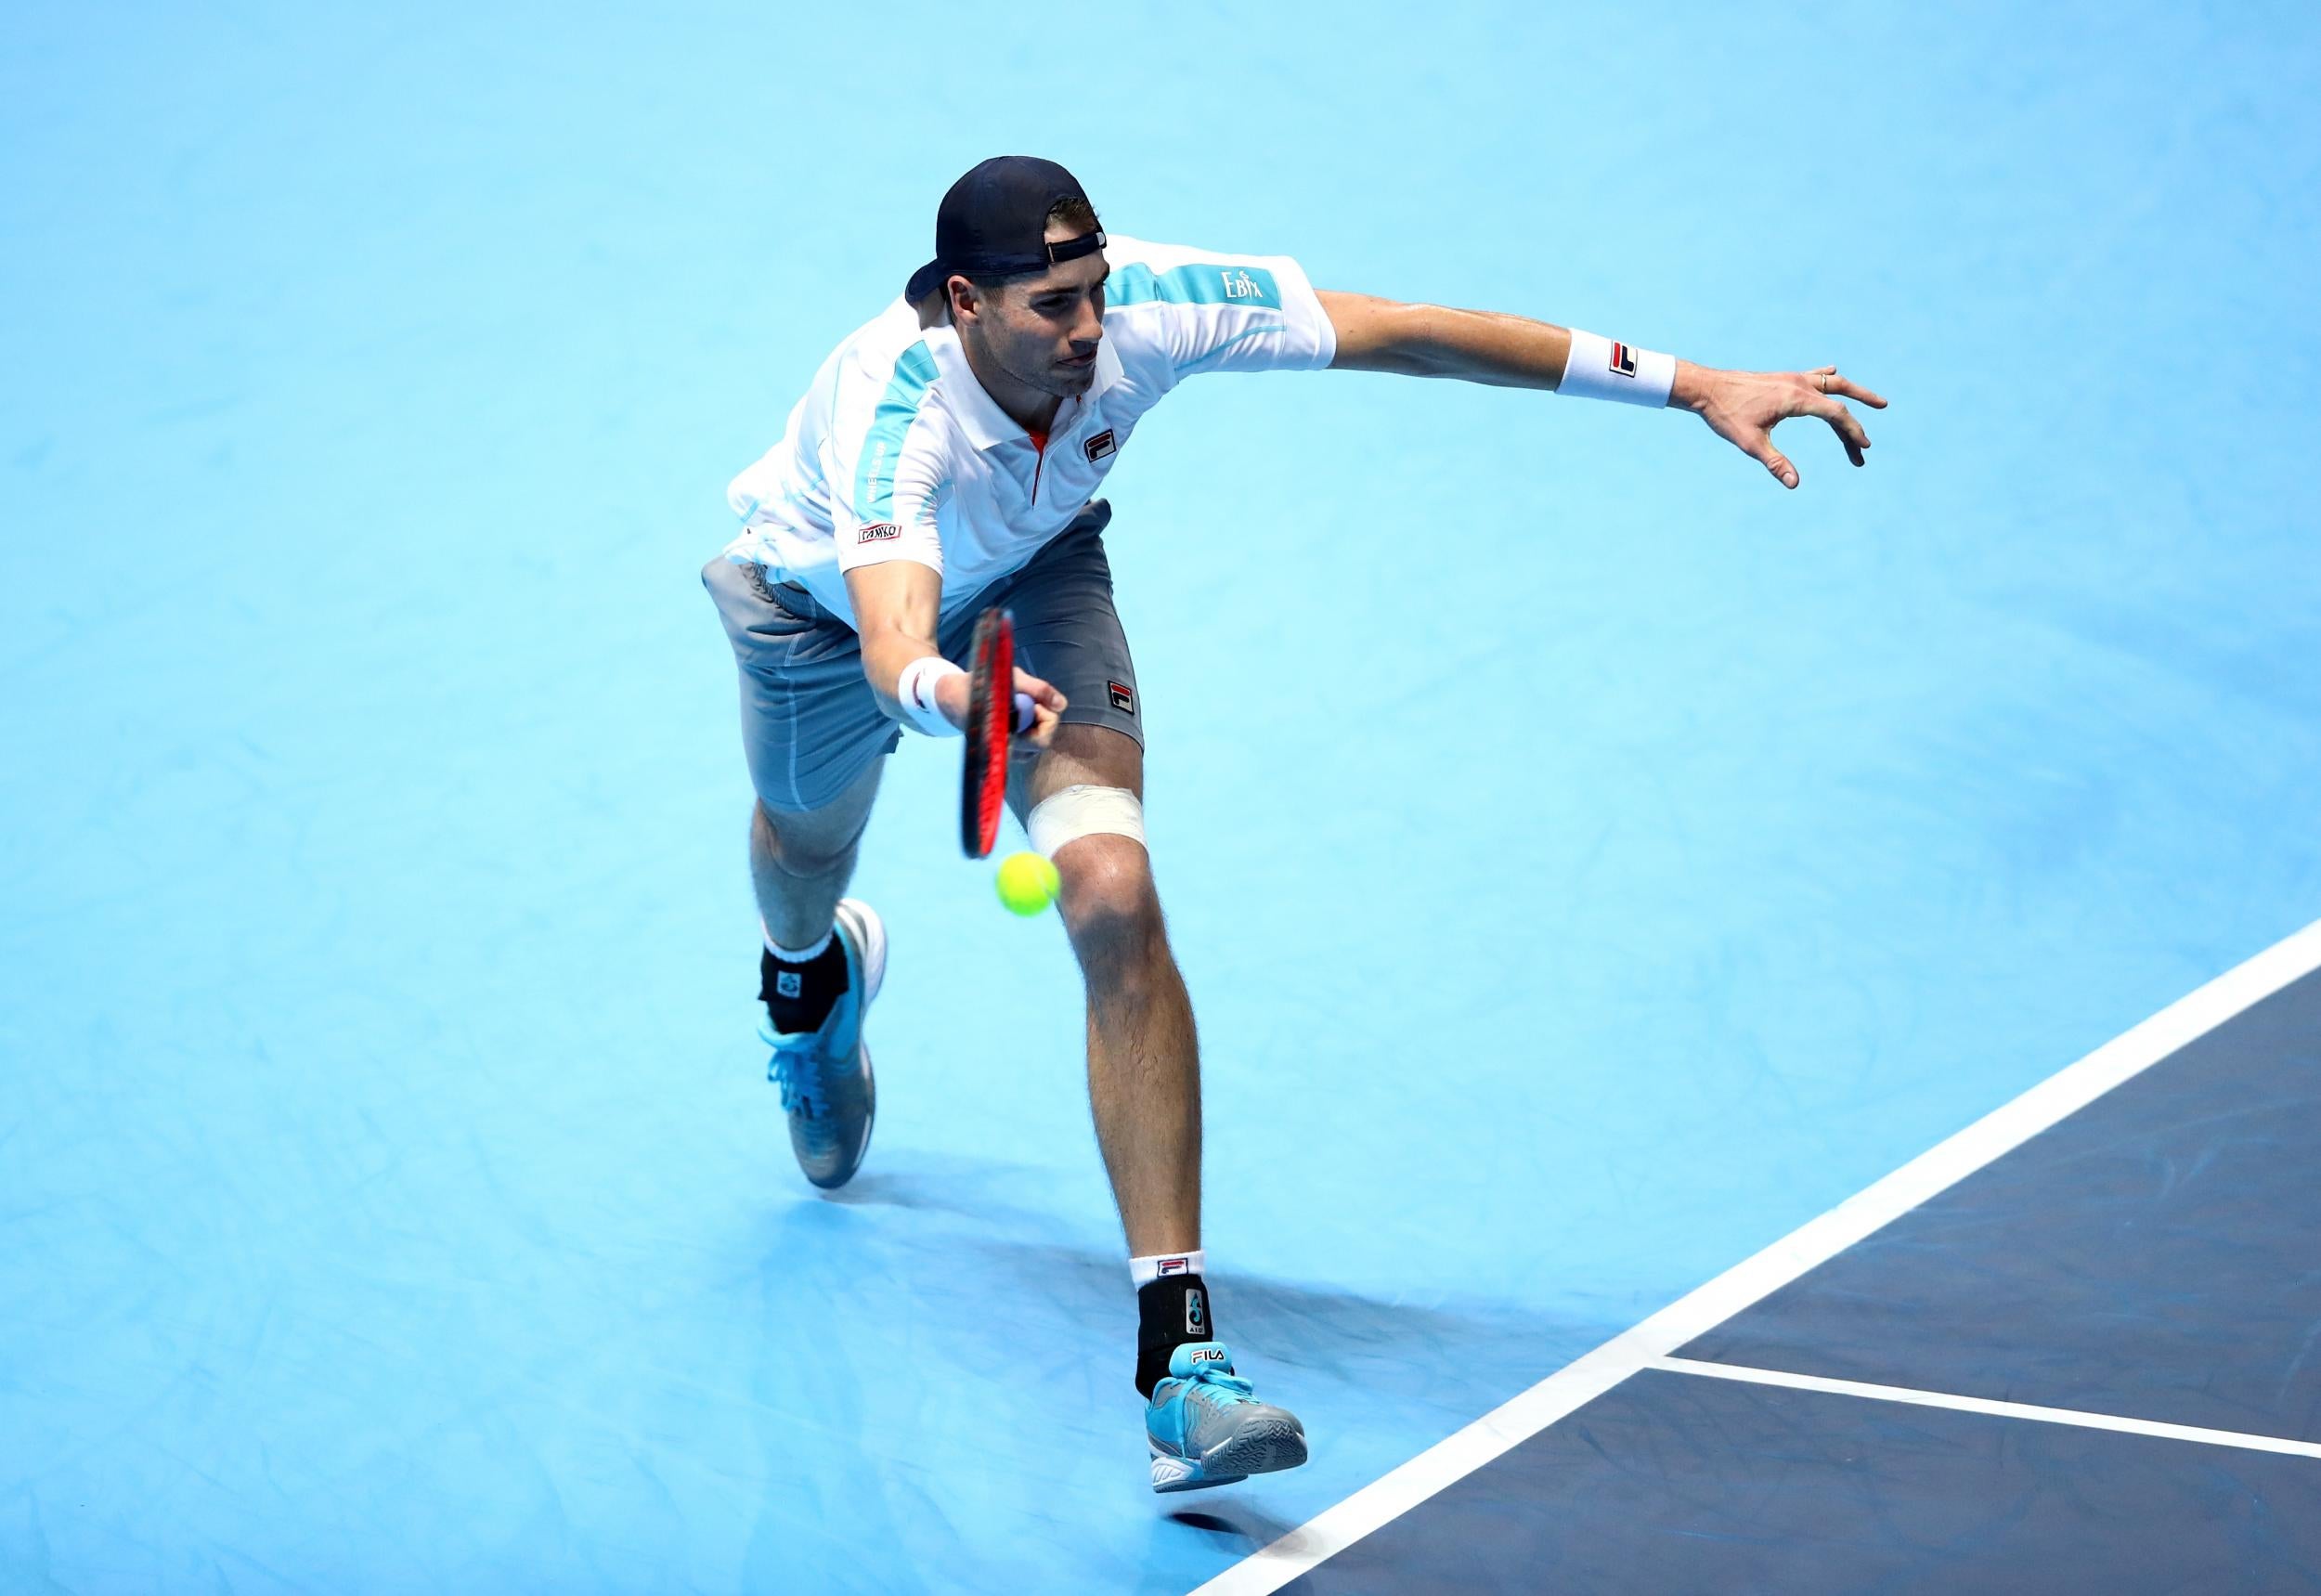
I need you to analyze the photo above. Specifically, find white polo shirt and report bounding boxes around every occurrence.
[721,236,1337,626]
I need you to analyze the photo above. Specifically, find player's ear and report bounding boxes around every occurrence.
[945,275,979,326]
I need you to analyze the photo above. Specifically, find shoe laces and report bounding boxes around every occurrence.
[763,1029,828,1120]
[1181,1361,1256,1408]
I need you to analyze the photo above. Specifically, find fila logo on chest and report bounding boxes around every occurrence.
[1083,429,1117,463]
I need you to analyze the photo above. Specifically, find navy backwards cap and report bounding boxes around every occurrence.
[904,156,1105,303]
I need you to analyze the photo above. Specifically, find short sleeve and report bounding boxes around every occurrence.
[831,340,948,577]
[1101,237,1338,378]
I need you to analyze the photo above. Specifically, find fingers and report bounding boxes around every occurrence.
[1013,667,1068,712]
[1793,374,1874,466]
[1011,668,1067,747]
[1810,366,1888,409]
[1708,366,1886,487]
[1743,429,1799,489]
[1806,396,1872,465]
[1009,694,1061,746]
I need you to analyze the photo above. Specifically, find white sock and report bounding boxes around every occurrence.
[763,919,834,963]
[1130,1249,1206,1288]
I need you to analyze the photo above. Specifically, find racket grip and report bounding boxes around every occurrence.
[1012,692,1037,734]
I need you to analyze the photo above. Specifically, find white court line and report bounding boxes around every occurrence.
[1193,917,2321,1595]
[1652,1356,2321,1461]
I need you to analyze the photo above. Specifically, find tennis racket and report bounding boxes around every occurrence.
[960,607,1034,859]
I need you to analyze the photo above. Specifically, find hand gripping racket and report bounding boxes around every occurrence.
[960,607,1034,859]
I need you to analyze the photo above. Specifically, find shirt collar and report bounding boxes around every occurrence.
[929,324,1124,452]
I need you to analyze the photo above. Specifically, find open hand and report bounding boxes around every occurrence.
[1679,364,1887,489]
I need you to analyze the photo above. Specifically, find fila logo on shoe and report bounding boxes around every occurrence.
[1189,1346,1227,1366]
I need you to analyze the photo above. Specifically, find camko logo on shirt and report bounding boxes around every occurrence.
[1083,429,1117,462]
[858,522,901,542]
[1608,342,1639,379]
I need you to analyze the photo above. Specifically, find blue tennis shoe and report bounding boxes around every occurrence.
[762,898,885,1189]
[1146,1342,1308,1493]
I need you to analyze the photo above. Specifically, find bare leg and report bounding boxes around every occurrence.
[1011,727,1199,1257]
[751,758,884,949]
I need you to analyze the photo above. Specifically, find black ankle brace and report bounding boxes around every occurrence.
[759,939,849,1035]
[1135,1273,1214,1397]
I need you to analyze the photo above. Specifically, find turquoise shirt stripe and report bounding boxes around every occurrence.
[854,342,939,521]
[1108,261,1283,311]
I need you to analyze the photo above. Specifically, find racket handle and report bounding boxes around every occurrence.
[1012,692,1037,734]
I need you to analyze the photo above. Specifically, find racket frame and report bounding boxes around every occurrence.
[960,606,1016,858]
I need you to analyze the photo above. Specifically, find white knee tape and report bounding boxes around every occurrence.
[1026,785,1146,858]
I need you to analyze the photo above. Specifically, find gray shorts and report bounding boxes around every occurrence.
[703,500,1142,814]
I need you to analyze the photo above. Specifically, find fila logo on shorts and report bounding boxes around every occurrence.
[858,522,901,542]
[1608,342,1639,379]
[1083,429,1117,462]
[1109,681,1135,715]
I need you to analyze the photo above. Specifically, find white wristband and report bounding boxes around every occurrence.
[894,655,966,737]
[1558,330,1676,408]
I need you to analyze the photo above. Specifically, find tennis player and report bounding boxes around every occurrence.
[705,156,1885,1492]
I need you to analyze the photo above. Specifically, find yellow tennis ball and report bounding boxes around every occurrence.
[994,850,1060,916]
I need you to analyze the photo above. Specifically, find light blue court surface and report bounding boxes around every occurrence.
[4,5,2318,1593]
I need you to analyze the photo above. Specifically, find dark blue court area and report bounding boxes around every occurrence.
[1283,970,2321,1593]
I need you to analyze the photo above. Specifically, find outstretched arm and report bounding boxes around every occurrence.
[1316,290,1887,490]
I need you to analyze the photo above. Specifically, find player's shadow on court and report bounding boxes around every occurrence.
[753,1150,1616,1588]
[767,1149,1614,1405]
[814,1168,995,1215]
[1160,1503,1297,1546]
[1145,1501,1301,1591]
[982,1235,1603,1384]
